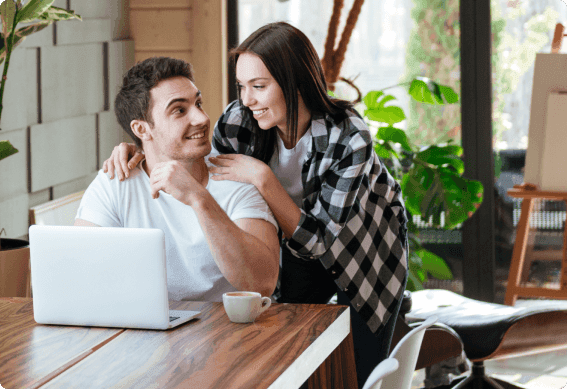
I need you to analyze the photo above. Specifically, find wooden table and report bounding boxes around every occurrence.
[0,298,357,389]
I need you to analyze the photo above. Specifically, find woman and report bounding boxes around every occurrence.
[104,22,408,385]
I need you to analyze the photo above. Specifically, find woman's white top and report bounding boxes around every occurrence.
[269,127,312,208]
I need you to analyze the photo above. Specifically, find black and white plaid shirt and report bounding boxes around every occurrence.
[213,100,408,334]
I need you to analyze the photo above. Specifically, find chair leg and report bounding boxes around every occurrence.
[448,362,528,389]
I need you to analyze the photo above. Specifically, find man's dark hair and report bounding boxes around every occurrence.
[114,57,195,148]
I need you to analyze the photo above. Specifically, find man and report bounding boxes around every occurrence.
[75,57,280,300]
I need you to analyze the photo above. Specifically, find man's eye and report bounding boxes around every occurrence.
[173,107,185,114]
[196,101,203,108]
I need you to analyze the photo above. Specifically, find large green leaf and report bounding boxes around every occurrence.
[363,90,384,110]
[416,249,453,279]
[0,140,18,161]
[0,0,17,39]
[15,0,54,24]
[402,163,484,229]
[365,106,405,125]
[408,77,459,105]
[376,126,413,152]
[0,21,50,64]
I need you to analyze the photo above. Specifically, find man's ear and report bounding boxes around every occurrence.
[130,120,152,142]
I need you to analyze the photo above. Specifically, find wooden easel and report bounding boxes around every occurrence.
[505,24,567,305]
[505,184,567,305]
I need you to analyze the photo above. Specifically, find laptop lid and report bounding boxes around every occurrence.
[29,225,196,330]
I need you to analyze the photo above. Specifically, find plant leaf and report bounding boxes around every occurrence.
[376,126,413,152]
[0,0,17,40]
[0,140,19,161]
[15,0,54,24]
[363,90,384,110]
[0,22,50,64]
[365,106,405,125]
[35,6,82,22]
[417,249,453,279]
[409,77,459,105]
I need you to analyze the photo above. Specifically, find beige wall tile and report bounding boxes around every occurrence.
[57,19,112,46]
[30,115,97,192]
[52,172,97,199]
[108,40,136,109]
[98,111,122,168]
[130,9,192,51]
[18,23,55,48]
[69,0,111,19]
[41,44,104,123]
[110,0,131,40]
[1,49,36,132]
[28,189,51,208]
[0,129,27,203]
[0,195,29,238]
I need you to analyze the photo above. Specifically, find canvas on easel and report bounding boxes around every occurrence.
[524,54,567,191]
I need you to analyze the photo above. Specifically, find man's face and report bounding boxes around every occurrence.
[145,76,211,162]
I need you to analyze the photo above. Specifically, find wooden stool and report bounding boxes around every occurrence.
[505,185,567,305]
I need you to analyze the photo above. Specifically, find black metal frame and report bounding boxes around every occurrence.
[460,0,496,302]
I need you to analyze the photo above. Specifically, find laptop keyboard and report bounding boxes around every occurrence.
[169,316,180,322]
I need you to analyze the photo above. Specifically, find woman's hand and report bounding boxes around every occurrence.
[209,154,271,188]
[102,143,145,180]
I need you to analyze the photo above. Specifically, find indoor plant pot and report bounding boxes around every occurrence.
[0,236,30,297]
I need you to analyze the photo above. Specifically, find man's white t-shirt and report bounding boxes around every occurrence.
[76,160,277,302]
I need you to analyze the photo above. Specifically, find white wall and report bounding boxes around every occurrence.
[0,0,134,239]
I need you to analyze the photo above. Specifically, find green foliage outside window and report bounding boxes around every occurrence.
[402,0,558,147]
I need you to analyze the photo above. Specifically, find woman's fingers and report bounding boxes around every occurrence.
[129,151,145,169]
[105,157,116,179]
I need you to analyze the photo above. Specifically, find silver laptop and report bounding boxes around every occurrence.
[29,225,200,330]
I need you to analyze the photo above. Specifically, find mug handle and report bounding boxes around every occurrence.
[258,297,272,314]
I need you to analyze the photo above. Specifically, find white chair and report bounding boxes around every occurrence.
[29,190,85,226]
[365,316,437,389]
[361,358,399,389]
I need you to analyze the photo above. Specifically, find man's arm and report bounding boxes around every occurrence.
[150,160,280,297]
[193,198,280,297]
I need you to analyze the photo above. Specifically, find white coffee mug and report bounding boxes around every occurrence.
[222,291,272,323]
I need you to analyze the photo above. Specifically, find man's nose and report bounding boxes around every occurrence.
[191,107,209,126]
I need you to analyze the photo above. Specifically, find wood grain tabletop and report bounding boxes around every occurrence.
[41,301,352,389]
[0,297,124,389]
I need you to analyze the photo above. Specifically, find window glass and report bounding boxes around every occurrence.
[492,0,567,303]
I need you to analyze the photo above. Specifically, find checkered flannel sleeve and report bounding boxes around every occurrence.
[284,124,375,259]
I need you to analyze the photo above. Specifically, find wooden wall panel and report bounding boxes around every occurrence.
[130,9,193,51]
[134,51,192,65]
[129,0,228,124]
[190,0,228,124]
[30,115,97,192]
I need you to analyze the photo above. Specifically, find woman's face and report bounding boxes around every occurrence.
[236,53,288,132]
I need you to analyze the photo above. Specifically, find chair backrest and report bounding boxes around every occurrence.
[29,190,85,226]
[361,358,399,389]
[380,316,437,389]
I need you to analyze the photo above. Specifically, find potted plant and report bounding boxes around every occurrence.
[361,78,483,290]
[0,1,80,297]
